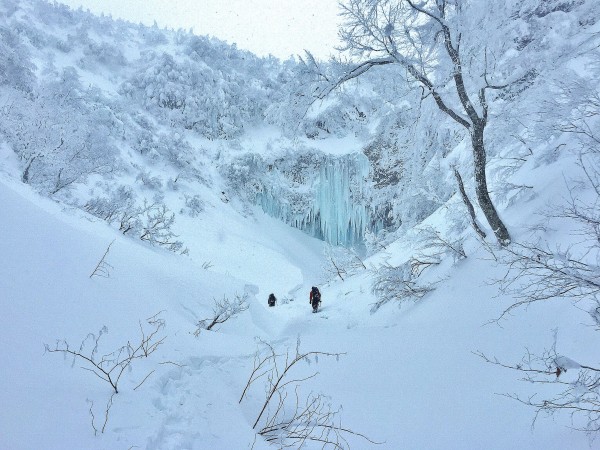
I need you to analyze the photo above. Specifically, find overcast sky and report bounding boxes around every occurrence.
[56,0,342,60]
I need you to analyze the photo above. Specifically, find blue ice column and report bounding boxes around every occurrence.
[257,153,370,247]
[314,153,370,246]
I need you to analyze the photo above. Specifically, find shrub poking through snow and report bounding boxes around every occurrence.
[45,312,166,394]
[371,226,462,312]
[84,189,183,252]
[194,294,249,334]
[371,261,436,313]
[239,338,379,449]
[45,312,166,435]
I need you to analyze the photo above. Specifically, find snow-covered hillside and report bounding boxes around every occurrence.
[2,0,600,449]
[1,137,597,449]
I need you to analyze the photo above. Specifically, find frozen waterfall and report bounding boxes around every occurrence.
[257,153,371,247]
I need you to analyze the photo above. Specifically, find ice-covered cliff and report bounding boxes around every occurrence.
[225,150,381,247]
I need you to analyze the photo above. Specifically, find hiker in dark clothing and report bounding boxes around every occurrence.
[268,293,277,307]
[309,286,321,313]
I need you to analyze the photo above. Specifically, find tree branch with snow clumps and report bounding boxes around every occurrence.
[477,330,600,433]
[194,294,249,334]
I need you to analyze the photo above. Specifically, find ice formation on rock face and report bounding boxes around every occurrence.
[257,153,371,247]
[315,153,370,246]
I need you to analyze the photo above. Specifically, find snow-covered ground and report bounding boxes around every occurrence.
[0,149,594,449]
[1,1,599,448]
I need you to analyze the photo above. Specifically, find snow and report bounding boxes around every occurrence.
[0,155,595,449]
[2,1,599,449]
[301,134,369,157]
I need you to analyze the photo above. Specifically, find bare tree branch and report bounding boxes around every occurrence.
[194,294,249,334]
[453,167,487,240]
[46,313,166,394]
[89,240,115,278]
[238,339,378,448]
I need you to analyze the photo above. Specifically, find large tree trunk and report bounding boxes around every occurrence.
[471,125,511,245]
[335,0,513,246]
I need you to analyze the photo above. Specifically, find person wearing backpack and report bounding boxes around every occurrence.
[268,293,277,307]
[309,286,321,313]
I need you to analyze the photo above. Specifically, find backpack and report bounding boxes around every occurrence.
[311,287,321,302]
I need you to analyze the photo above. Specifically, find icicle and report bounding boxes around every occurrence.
[256,153,370,247]
[312,153,369,246]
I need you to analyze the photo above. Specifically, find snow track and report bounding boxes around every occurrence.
[147,356,253,450]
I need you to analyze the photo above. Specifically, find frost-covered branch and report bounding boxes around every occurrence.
[415,226,467,264]
[495,242,600,320]
[194,294,249,334]
[333,0,512,244]
[487,126,600,433]
[372,226,461,312]
[315,57,395,99]
[323,245,367,282]
[371,261,437,312]
[85,190,184,252]
[477,331,600,433]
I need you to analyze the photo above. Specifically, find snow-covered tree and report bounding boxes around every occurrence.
[0,26,36,93]
[324,0,523,244]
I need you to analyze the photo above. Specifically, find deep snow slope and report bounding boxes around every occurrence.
[0,166,323,450]
[1,143,597,450]
[1,0,599,448]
